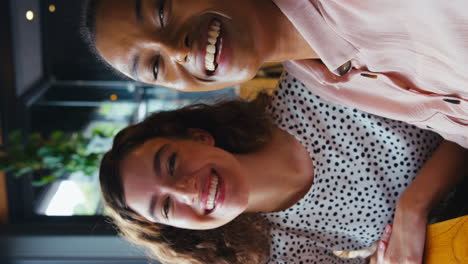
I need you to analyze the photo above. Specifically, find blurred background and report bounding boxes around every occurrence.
[0,0,283,263]
[1,1,467,264]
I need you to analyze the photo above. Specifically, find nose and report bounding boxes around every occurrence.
[161,34,190,65]
[166,176,198,205]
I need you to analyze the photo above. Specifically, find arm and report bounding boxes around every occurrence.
[399,140,468,215]
[382,140,468,263]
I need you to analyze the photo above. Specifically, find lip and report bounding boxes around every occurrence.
[195,17,232,80]
[200,169,224,215]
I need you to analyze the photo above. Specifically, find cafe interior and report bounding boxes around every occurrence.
[0,0,466,264]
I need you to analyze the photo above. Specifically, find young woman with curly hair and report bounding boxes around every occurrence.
[99,74,467,264]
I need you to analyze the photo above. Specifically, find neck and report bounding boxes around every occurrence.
[235,126,314,213]
[256,0,318,63]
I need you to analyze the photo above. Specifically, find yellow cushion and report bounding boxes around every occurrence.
[424,215,468,264]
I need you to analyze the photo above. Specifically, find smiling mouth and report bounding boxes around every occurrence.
[205,20,222,75]
[204,169,220,214]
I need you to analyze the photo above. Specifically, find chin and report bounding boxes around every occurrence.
[231,67,259,84]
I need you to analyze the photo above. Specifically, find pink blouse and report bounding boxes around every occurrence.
[273,0,468,148]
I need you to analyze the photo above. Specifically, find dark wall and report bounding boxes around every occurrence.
[10,0,44,97]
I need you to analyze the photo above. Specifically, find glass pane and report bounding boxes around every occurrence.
[34,119,126,216]
[37,176,100,216]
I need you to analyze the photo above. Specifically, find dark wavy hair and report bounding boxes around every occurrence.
[81,0,101,60]
[100,95,273,264]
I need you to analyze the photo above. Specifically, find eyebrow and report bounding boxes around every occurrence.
[148,144,170,219]
[148,194,158,220]
[135,0,143,24]
[153,143,169,176]
[131,0,144,81]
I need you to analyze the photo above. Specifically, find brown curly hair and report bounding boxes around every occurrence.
[100,95,273,264]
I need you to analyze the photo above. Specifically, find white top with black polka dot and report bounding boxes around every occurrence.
[263,72,442,264]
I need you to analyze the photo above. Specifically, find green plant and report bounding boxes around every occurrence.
[0,129,112,186]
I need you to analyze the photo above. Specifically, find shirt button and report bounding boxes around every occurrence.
[336,61,352,76]
[443,98,461,105]
[361,73,378,79]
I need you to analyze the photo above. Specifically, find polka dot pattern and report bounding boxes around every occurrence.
[263,72,442,263]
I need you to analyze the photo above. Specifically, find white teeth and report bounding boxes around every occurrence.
[205,64,215,71]
[205,52,214,62]
[204,21,221,72]
[208,37,217,45]
[205,52,215,71]
[208,29,219,39]
[205,63,215,71]
[206,176,219,210]
[206,44,216,54]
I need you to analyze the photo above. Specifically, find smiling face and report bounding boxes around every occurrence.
[94,0,278,91]
[120,131,250,230]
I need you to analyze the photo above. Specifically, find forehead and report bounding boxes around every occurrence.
[95,0,136,40]
[94,0,141,77]
[121,137,165,168]
[119,139,162,204]
[119,137,180,173]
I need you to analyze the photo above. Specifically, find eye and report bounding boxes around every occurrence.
[159,0,166,27]
[163,197,171,219]
[153,55,160,81]
[168,153,177,175]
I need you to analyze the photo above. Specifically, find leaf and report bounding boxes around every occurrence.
[74,132,84,143]
[3,129,103,179]
[50,131,64,141]
[38,146,54,157]
[92,128,115,138]
[92,129,108,137]
[31,175,57,187]
[83,167,97,176]
[25,138,42,156]
[8,130,22,144]
[13,166,33,178]
[28,133,42,143]
[43,156,63,168]
[51,168,67,178]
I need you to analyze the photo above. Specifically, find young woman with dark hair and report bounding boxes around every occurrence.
[81,0,468,150]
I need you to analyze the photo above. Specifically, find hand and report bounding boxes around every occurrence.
[334,225,390,261]
[372,200,428,264]
[369,224,392,264]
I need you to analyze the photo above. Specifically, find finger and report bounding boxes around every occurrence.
[381,224,392,243]
[376,225,392,263]
[377,240,387,264]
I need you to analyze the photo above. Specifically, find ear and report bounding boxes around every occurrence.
[187,128,215,146]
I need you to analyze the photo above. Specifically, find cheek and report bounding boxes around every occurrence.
[171,206,207,228]
[97,45,135,80]
[216,160,247,196]
[125,194,153,220]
